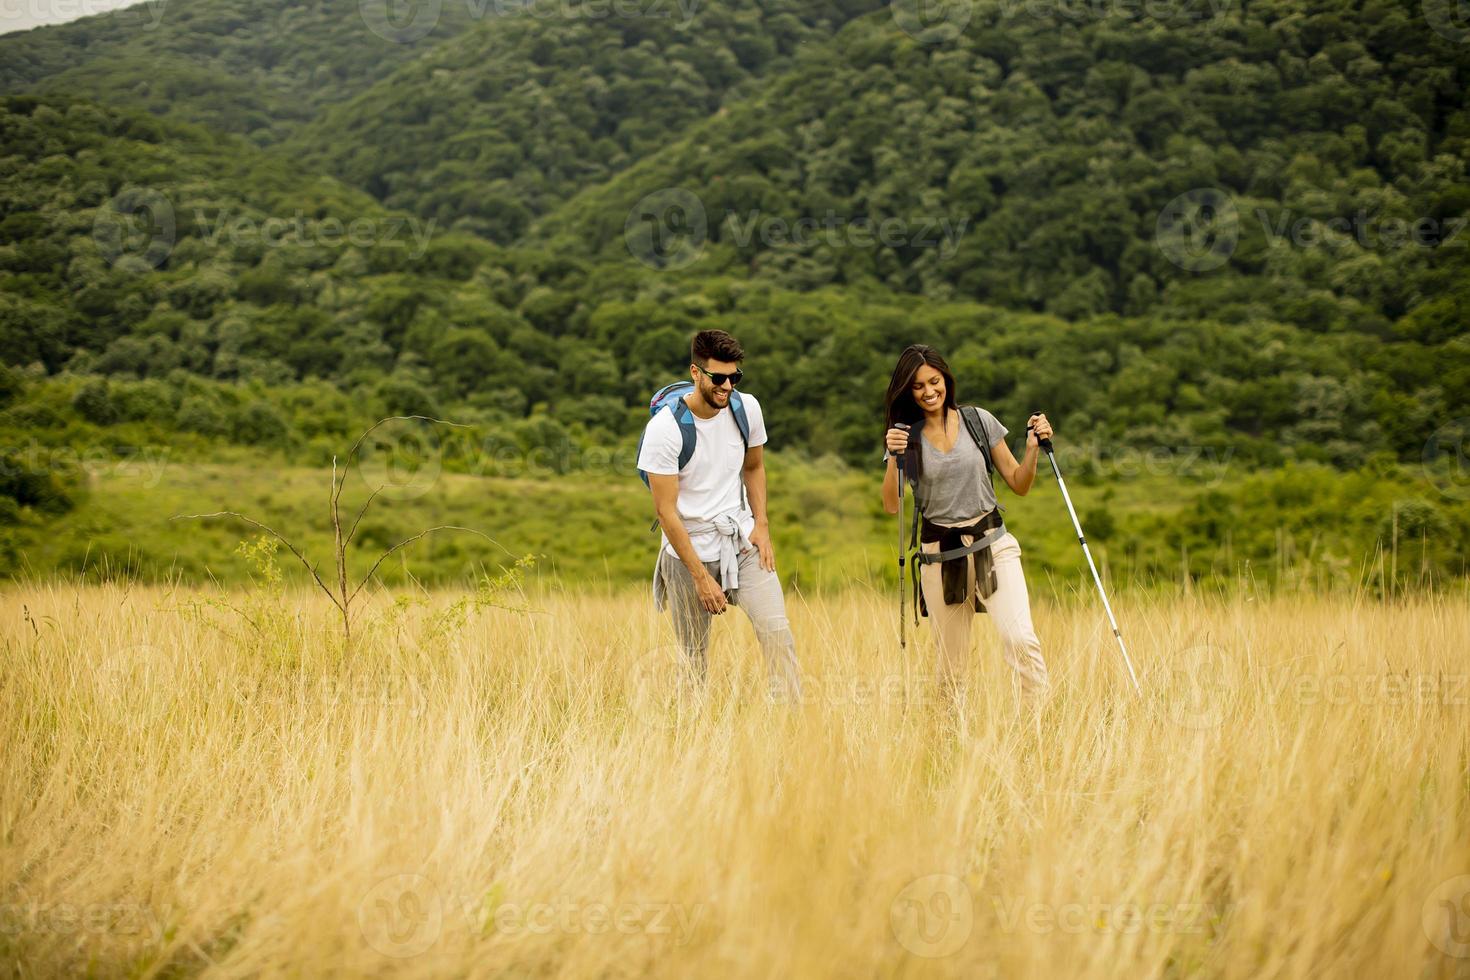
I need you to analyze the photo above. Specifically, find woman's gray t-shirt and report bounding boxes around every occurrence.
[911,408,1009,526]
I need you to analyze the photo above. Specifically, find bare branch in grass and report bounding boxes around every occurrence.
[169,511,344,613]
[344,486,382,549]
[350,525,508,605]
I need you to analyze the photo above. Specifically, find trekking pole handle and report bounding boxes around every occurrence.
[1026,412,1053,454]
[890,423,911,466]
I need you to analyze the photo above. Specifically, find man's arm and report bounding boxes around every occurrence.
[649,472,728,614]
[743,444,775,572]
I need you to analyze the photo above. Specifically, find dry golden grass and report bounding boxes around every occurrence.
[2,580,1468,978]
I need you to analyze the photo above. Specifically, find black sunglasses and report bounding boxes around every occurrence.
[695,364,743,387]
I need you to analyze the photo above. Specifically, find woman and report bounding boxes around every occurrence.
[881,344,1051,704]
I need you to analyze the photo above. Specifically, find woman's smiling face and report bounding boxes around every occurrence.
[911,363,946,414]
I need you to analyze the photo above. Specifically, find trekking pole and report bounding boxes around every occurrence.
[1029,414,1142,695]
[894,423,910,649]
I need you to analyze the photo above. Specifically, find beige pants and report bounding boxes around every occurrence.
[919,530,1050,700]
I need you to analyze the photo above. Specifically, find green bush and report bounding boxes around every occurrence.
[72,377,117,425]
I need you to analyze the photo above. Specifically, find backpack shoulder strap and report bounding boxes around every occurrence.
[669,395,698,470]
[959,405,995,479]
[728,390,750,448]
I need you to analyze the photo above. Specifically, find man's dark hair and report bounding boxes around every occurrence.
[691,329,744,367]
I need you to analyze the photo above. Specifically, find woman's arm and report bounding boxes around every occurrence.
[992,412,1053,496]
[881,426,910,514]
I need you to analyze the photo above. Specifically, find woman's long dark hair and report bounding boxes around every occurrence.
[884,344,958,481]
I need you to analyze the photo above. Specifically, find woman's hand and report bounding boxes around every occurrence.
[885,425,910,455]
[1026,413,1053,448]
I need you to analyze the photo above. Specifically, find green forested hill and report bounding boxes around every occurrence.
[1,0,1468,586]
[1,94,1462,469]
[0,0,492,144]
[287,0,887,239]
[530,0,1470,329]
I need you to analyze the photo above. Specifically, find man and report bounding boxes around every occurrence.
[637,329,801,700]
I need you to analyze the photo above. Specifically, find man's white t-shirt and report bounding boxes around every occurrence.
[636,392,768,562]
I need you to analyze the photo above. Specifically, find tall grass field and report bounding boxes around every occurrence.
[3,579,1468,977]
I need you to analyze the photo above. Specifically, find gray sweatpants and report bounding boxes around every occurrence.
[656,545,802,699]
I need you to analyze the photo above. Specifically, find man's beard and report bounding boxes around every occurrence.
[697,382,728,410]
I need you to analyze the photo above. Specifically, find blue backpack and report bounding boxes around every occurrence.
[636,380,751,488]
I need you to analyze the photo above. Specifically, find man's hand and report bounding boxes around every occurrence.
[749,523,776,572]
[695,567,728,614]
